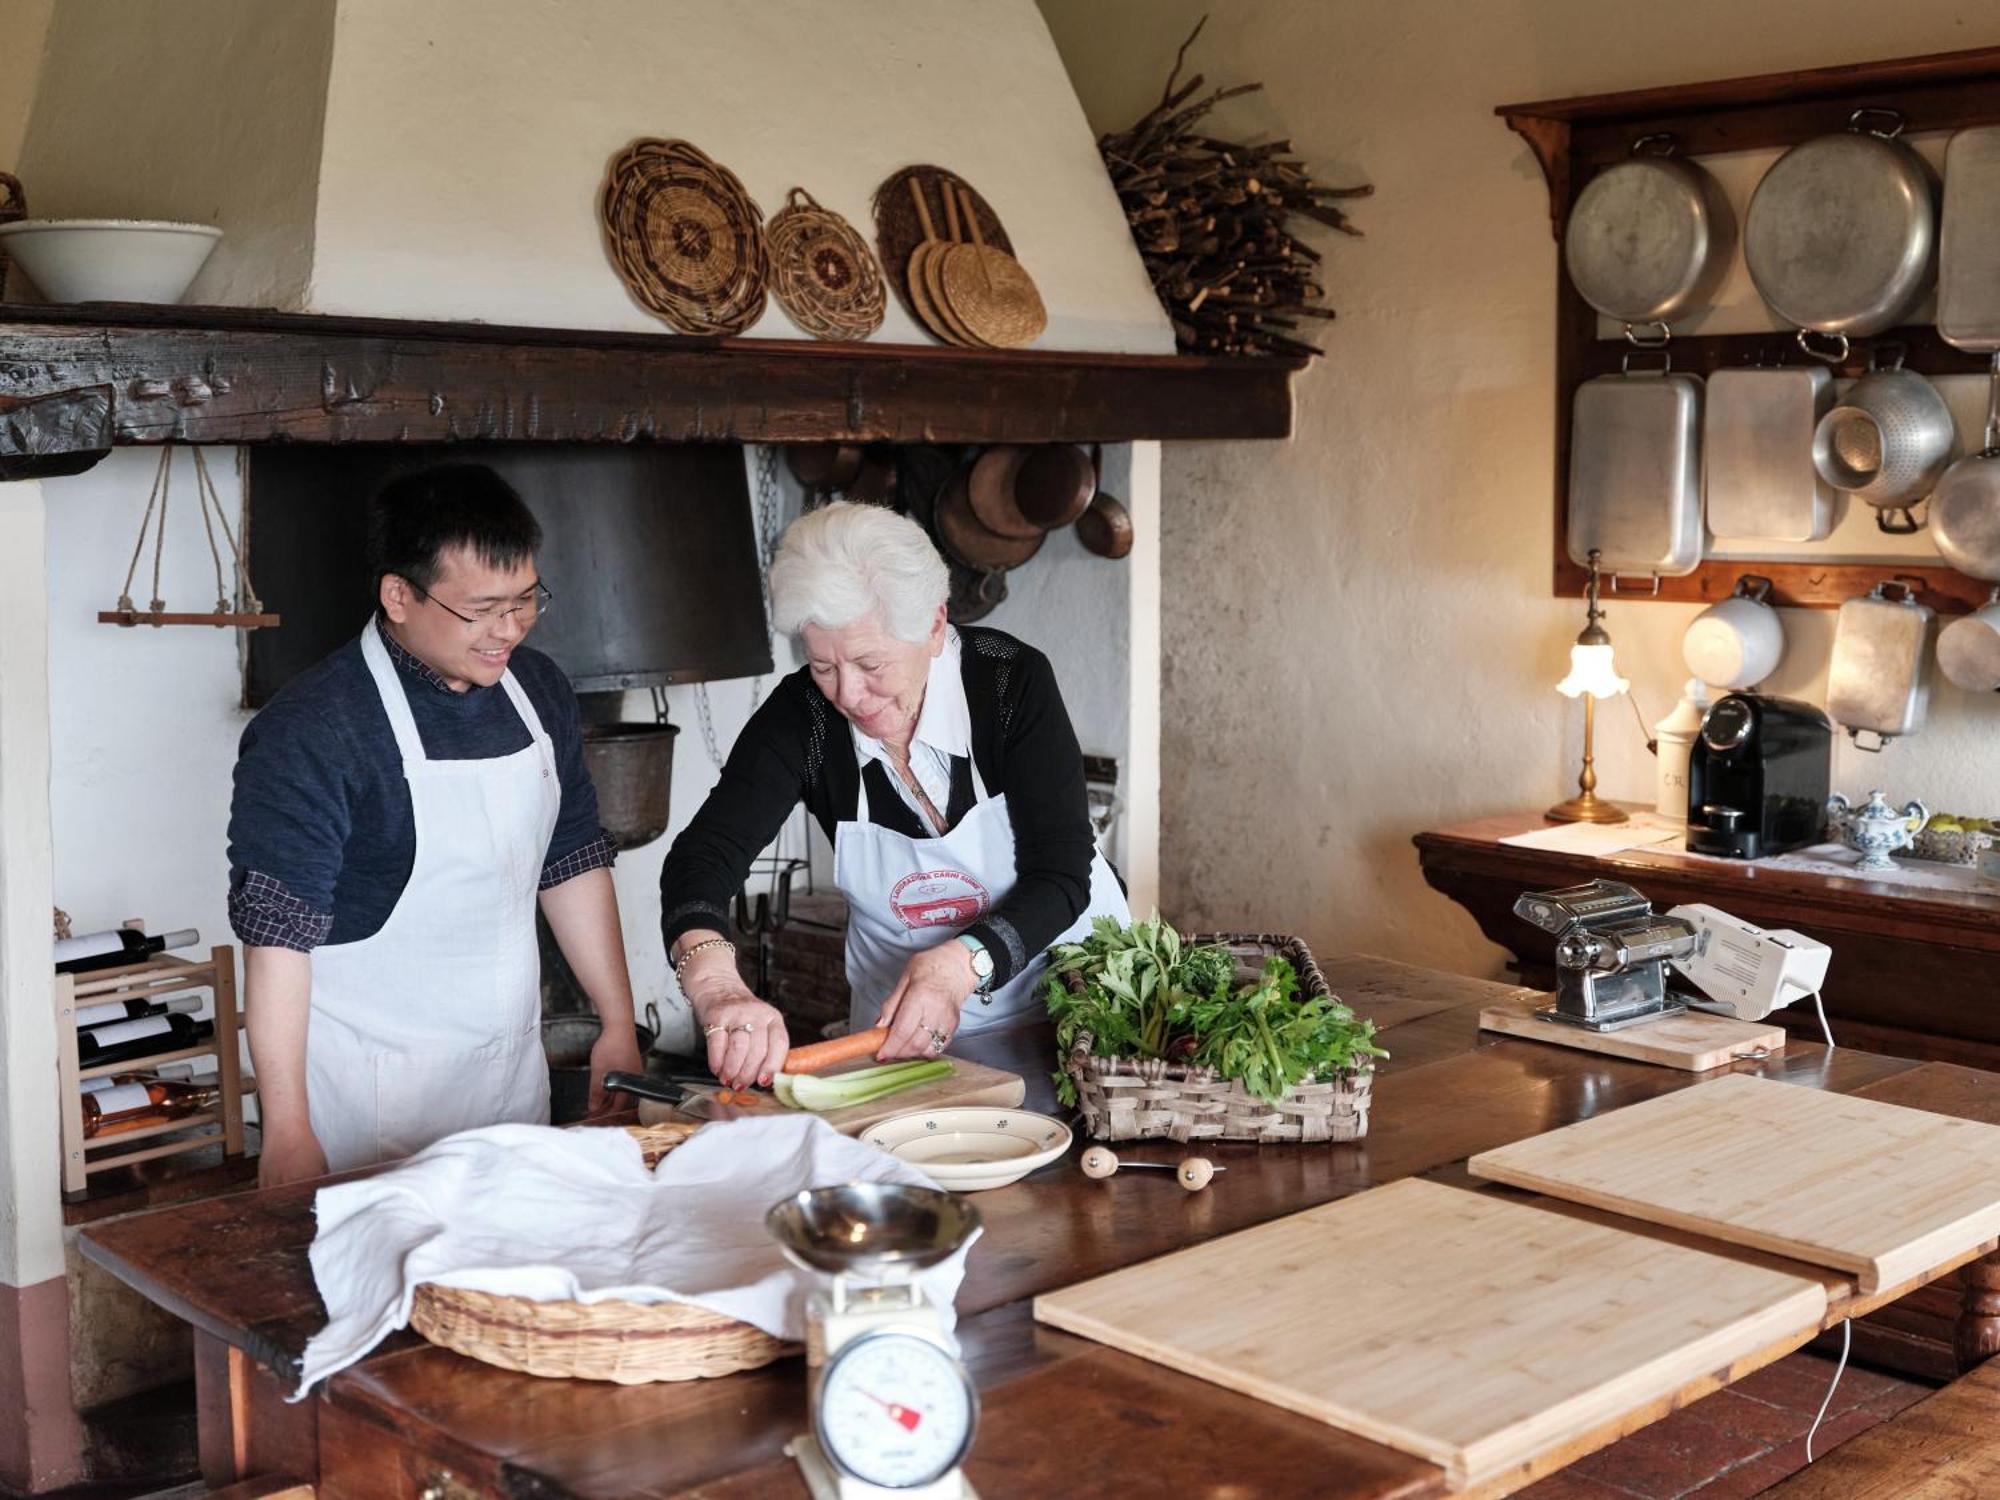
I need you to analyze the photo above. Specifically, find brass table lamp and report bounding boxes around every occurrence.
[1548,550,1630,824]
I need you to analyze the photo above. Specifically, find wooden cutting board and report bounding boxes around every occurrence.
[1469,1073,2000,1291]
[1034,1178,1826,1490]
[1478,995,1787,1071]
[635,1056,1026,1137]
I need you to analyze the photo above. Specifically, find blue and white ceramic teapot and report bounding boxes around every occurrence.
[1826,789,1929,871]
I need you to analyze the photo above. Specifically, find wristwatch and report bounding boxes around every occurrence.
[956,934,996,997]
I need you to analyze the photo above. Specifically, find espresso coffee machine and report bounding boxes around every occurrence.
[1685,694,1833,858]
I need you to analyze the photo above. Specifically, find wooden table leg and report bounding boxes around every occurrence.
[1958,1249,2000,1371]
[195,1330,320,1488]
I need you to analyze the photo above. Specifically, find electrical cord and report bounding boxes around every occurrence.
[1807,989,1835,1050]
[1804,1318,1851,1463]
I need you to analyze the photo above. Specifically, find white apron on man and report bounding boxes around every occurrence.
[833,746,1129,1037]
[306,625,559,1171]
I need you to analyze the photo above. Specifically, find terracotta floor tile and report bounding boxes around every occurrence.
[1569,1412,1771,1500]
[1513,1471,1645,1499]
[1760,1407,1883,1472]
[1736,1360,1888,1416]
[1682,1447,1803,1499]
[1675,1389,1812,1447]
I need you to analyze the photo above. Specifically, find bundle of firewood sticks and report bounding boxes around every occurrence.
[1097,18,1369,358]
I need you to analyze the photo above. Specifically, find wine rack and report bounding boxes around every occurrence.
[54,944,247,1199]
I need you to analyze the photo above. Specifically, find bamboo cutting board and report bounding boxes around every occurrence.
[635,1057,1026,1137]
[1477,996,1787,1071]
[1469,1073,2000,1292]
[1034,1179,1826,1489]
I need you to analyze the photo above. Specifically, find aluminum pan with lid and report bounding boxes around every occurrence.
[1705,365,1836,541]
[1564,136,1735,331]
[1745,109,1938,351]
[1567,356,1705,580]
[1826,580,1935,749]
[1938,125,2000,353]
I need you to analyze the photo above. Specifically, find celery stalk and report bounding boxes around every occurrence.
[777,1059,951,1112]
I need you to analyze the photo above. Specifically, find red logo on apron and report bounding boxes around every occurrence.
[889,869,991,930]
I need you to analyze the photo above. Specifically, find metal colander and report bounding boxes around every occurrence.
[1811,366,1956,512]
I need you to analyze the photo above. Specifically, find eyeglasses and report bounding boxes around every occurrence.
[409,580,552,628]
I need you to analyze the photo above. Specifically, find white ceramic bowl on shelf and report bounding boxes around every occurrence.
[0,219,222,304]
[860,1107,1072,1192]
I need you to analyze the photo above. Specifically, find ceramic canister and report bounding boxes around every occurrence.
[1682,575,1785,691]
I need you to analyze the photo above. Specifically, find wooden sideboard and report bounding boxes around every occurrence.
[1414,811,2000,1072]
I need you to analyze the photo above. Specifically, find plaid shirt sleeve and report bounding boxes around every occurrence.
[228,869,336,953]
[540,832,616,890]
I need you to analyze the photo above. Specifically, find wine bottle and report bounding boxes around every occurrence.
[82,1078,223,1139]
[81,1063,197,1096]
[76,995,202,1029]
[78,1014,214,1068]
[53,926,200,975]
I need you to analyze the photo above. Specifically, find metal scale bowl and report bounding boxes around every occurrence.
[767,1184,984,1500]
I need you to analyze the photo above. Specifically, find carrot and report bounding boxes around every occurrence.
[783,1026,890,1075]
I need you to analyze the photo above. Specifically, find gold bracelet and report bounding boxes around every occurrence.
[674,936,736,988]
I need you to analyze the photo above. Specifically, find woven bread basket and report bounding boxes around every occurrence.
[600,138,768,336]
[408,1123,793,1383]
[1064,933,1376,1146]
[766,187,885,342]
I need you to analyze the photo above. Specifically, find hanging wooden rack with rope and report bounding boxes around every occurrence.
[98,447,280,629]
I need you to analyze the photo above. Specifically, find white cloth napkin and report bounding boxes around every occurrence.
[294,1115,977,1397]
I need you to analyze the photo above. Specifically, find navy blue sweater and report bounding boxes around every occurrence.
[227,620,612,951]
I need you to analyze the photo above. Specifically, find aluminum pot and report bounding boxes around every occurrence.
[1563,135,1735,332]
[1930,353,2000,580]
[1937,587,2000,693]
[1810,350,1954,532]
[1745,109,1939,359]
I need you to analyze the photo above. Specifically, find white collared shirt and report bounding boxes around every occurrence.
[850,628,969,833]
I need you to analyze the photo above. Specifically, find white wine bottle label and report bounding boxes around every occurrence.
[54,931,126,964]
[76,1001,130,1027]
[81,1076,116,1095]
[93,1083,153,1114]
[91,1016,173,1046]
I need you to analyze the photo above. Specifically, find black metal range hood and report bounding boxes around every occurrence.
[244,442,772,705]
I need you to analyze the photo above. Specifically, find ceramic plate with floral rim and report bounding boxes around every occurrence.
[860,1108,1072,1192]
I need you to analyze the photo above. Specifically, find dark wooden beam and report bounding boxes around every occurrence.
[0,384,113,480]
[0,304,1301,461]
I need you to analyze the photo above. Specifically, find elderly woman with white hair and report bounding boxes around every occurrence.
[659,501,1128,1088]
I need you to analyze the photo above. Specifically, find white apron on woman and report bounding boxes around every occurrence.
[834,750,1129,1036]
[306,625,559,1171]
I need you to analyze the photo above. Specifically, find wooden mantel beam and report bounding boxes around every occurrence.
[0,304,1302,479]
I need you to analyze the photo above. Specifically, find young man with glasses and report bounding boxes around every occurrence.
[228,464,643,1186]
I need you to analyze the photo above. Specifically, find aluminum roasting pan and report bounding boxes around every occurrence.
[1568,369,1705,579]
[1939,126,2000,353]
[1827,581,1934,747]
[1705,366,1837,542]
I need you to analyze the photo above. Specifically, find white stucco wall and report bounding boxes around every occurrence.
[0,0,53,174]
[11,0,336,309]
[304,0,1172,350]
[1040,0,2000,974]
[0,480,57,1290]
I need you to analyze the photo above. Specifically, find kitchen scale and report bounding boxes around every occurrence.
[766,1183,984,1499]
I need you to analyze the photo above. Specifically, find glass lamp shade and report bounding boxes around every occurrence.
[1556,642,1630,700]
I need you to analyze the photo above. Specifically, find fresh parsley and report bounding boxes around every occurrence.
[1042,915,1387,1106]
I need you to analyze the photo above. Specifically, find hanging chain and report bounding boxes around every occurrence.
[693,445,786,767]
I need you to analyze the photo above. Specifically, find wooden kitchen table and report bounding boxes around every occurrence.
[78,958,2000,1499]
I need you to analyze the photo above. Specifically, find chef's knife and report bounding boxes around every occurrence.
[602,1070,787,1122]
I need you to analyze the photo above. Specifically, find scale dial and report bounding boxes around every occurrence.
[814,1330,977,1489]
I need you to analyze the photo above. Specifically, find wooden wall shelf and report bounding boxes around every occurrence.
[0,303,1303,481]
[1498,46,2000,616]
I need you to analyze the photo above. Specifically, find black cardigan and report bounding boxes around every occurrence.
[659,628,1098,988]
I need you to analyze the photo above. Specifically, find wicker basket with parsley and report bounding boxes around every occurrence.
[1043,915,1386,1144]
